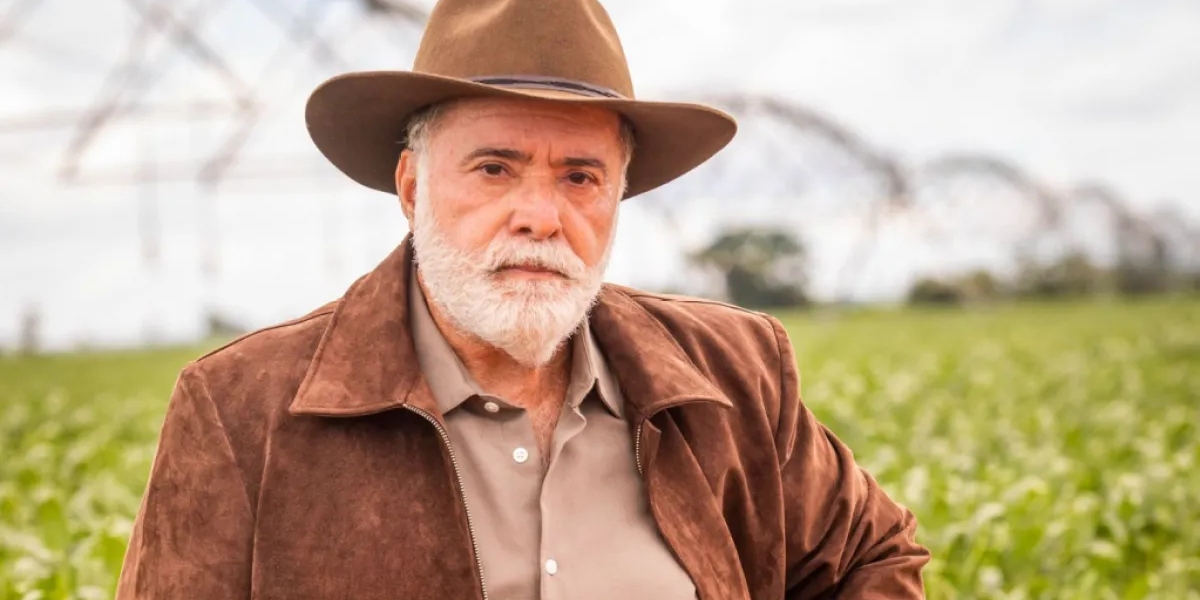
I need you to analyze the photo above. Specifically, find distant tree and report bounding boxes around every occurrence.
[907,278,963,305]
[959,269,1004,302]
[1015,250,1107,298]
[1115,234,1173,296]
[206,310,249,339]
[907,269,1005,306]
[690,227,809,309]
[18,304,42,355]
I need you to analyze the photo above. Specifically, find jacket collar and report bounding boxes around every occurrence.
[290,236,731,419]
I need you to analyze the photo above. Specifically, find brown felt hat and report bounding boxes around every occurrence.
[304,0,738,200]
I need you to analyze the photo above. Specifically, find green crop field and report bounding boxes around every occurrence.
[2,298,1198,599]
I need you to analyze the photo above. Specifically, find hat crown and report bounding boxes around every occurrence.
[413,0,635,98]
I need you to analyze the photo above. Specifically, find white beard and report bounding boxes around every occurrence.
[410,173,616,367]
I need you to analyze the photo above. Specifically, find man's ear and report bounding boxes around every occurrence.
[396,149,418,225]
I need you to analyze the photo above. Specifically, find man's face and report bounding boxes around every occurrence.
[396,97,627,366]
[401,96,624,270]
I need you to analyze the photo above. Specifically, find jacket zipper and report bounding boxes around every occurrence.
[634,420,646,475]
[404,405,489,600]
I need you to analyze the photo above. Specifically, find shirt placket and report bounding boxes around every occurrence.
[460,395,544,600]
[537,399,589,600]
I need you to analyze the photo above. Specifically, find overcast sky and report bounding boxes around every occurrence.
[1,0,1198,350]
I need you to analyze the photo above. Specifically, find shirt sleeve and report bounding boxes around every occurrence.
[116,367,254,599]
[767,315,931,599]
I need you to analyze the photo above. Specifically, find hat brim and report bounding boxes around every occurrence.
[304,71,737,199]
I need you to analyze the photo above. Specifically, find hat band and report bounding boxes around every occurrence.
[469,75,625,99]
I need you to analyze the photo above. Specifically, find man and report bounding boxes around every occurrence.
[116,0,929,598]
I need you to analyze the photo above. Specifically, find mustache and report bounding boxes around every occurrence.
[483,239,587,280]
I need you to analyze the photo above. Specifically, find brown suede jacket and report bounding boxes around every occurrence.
[116,238,929,599]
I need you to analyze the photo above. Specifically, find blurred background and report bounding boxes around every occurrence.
[1,0,1197,598]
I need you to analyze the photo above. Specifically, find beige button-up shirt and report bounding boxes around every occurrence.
[410,269,696,599]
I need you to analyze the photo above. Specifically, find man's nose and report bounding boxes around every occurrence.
[507,179,563,241]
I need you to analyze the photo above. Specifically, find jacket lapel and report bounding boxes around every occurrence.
[289,236,441,420]
[589,286,732,416]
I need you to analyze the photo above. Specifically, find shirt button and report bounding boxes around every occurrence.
[483,401,500,413]
[545,558,558,575]
[512,447,529,464]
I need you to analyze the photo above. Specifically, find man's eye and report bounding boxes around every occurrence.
[480,163,505,176]
[567,172,595,185]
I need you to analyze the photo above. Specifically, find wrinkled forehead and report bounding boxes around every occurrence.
[428,96,625,149]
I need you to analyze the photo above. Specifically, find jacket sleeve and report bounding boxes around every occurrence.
[116,367,254,599]
[767,316,930,599]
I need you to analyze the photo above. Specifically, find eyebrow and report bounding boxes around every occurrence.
[462,147,531,165]
[461,147,609,173]
[561,156,607,172]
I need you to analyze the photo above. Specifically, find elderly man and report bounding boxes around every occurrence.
[117,0,929,598]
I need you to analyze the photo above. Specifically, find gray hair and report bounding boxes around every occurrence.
[403,102,451,159]
[403,101,636,194]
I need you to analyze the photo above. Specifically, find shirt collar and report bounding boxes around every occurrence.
[408,266,624,419]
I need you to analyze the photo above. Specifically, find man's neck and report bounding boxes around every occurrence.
[416,274,572,409]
